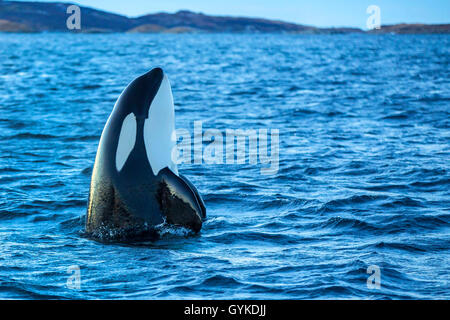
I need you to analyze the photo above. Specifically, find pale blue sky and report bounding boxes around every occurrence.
[21,0,450,28]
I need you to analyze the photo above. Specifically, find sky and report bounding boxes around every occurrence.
[18,0,450,29]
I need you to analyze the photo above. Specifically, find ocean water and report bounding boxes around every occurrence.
[0,33,449,299]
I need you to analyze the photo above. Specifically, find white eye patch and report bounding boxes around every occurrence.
[115,112,137,172]
[144,75,178,176]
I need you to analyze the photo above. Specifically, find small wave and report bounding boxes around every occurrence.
[206,230,298,245]
[59,216,85,230]
[64,135,100,142]
[404,167,447,178]
[293,107,319,115]
[383,213,449,233]
[80,84,102,90]
[342,168,378,176]
[31,213,65,222]
[303,166,337,175]
[81,167,93,176]
[59,155,77,160]
[203,216,234,230]
[18,199,86,210]
[0,280,62,299]
[381,111,416,120]
[381,196,423,208]
[0,167,23,173]
[374,241,427,253]
[200,275,243,287]
[363,184,409,192]
[410,178,450,188]
[318,195,387,213]
[0,209,29,220]
[203,194,241,205]
[250,197,305,210]
[0,119,28,129]
[319,216,378,232]
[4,133,59,140]
[307,285,357,298]
[417,95,450,103]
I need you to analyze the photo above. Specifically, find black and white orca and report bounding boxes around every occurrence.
[86,68,206,240]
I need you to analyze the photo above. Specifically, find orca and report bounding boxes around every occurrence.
[86,68,206,240]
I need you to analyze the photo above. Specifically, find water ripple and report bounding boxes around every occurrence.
[0,33,449,299]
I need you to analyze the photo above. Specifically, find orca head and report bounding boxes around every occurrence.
[111,68,178,177]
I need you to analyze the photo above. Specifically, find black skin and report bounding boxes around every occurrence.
[86,68,206,240]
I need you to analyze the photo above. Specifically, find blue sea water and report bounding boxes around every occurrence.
[0,33,449,299]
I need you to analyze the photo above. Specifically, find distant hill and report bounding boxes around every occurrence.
[369,24,450,34]
[0,1,133,32]
[0,1,448,34]
[131,10,319,34]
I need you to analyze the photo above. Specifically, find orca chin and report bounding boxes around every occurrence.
[86,68,206,241]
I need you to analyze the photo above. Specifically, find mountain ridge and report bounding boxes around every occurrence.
[0,1,448,34]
